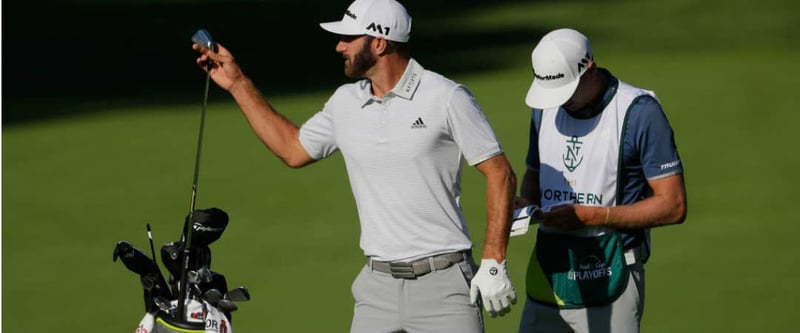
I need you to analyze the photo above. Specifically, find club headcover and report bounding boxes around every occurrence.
[183,208,228,248]
[113,241,173,312]
[114,241,157,276]
[161,241,212,278]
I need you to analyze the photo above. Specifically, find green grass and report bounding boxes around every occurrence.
[4,0,800,332]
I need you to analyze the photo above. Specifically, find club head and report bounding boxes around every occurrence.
[187,270,199,284]
[154,296,174,314]
[188,267,213,284]
[225,287,250,302]
[203,288,224,306]
[217,299,238,312]
[192,283,204,297]
[191,29,217,52]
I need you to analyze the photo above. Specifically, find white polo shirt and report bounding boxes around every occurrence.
[299,59,503,261]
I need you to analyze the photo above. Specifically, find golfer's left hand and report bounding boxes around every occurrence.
[470,259,516,317]
[192,43,245,92]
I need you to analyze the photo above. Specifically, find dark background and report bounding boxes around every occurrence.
[3,0,542,123]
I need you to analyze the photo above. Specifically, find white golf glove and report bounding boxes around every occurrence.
[470,259,517,317]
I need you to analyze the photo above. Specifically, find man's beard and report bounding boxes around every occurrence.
[344,41,377,78]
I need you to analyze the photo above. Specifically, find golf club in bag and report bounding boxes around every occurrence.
[114,208,250,333]
[113,29,250,333]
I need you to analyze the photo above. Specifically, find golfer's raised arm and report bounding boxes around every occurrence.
[193,43,314,168]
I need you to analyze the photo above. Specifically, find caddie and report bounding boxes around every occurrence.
[516,28,688,333]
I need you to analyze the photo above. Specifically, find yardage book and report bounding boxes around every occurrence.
[510,205,543,237]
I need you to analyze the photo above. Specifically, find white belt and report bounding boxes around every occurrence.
[369,251,467,279]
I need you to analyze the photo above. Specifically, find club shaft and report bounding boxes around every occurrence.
[177,66,212,319]
[190,69,211,215]
[146,224,158,268]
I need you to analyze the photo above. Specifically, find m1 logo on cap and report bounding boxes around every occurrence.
[366,22,390,36]
[578,52,592,72]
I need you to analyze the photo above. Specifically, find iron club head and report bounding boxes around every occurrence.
[225,287,250,302]
[217,299,238,312]
[154,296,174,314]
[191,29,217,52]
[203,288,224,306]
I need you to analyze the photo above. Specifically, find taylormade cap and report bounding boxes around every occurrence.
[320,0,412,43]
[525,28,594,109]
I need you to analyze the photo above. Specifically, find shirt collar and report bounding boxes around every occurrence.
[389,58,423,100]
[358,58,424,108]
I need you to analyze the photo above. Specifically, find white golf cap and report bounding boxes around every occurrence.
[525,28,594,109]
[320,0,412,43]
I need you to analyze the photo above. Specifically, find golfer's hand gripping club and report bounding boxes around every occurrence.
[470,259,517,317]
[192,31,246,93]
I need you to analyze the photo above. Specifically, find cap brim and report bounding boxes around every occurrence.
[525,79,579,109]
[320,21,363,36]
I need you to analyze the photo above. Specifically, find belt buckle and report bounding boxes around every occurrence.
[388,262,416,279]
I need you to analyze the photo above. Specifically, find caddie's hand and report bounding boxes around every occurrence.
[470,259,516,317]
[541,204,584,231]
[513,196,531,209]
[192,43,246,92]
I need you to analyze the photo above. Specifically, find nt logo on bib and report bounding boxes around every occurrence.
[562,136,584,172]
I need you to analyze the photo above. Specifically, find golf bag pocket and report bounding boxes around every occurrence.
[535,230,628,309]
[155,316,204,333]
[151,300,232,333]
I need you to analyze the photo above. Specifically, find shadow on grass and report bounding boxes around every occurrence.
[3,0,546,125]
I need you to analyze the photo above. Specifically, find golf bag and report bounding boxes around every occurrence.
[114,208,249,333]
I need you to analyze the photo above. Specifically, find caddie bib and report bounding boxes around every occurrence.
[526,81,655,308]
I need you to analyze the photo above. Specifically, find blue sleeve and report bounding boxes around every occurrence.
[625,95,683,180]
[525,109,542,170]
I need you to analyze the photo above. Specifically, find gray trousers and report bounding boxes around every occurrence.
[350,259,484,333]
[518,262,645,333]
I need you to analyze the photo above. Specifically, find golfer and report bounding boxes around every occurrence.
[192,0,517,331]
[517,28,687,333]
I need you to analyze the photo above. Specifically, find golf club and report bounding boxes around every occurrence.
[146,224,160,274]
[154,296,174,314]
[203,289,224,307]
[178,28,218,320]
[217,299,238,312]
[226,287,251,302]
